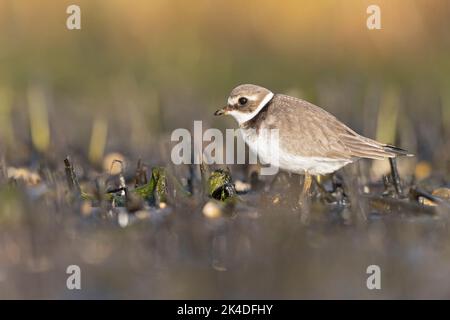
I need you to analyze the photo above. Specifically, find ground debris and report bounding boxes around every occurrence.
[133,166,167,206]
[410,186,450,209]
[64,156,81,196]
[366,194,436,215]
[207,169,236,201]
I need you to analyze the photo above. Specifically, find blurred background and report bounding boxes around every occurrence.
[1,0,450,168]
[1,0,450,299]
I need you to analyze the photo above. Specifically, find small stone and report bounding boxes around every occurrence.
[235,180,251,193]
[421,197,436,206]
[7,167,41,185]
[118,210,129,227]
[159,202,167,209]
[202,201,223,219]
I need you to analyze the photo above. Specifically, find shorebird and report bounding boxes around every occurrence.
[214,84,411,199]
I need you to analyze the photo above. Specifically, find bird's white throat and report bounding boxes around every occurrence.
[228,92,274,125]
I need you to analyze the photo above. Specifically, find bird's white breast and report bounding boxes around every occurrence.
[239,128,352,175]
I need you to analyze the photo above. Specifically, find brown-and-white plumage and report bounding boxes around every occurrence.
[215,84,411,176]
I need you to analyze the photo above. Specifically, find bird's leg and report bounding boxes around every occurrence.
[303,172,312,196]
[389,157,403,197]
[298,172,312,207]
[316,174,322,185]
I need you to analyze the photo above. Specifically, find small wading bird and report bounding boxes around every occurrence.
[214,84,412,201]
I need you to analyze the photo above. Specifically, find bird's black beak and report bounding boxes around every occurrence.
[214,106,228,116]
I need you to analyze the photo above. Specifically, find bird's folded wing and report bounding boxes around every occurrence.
[275,95,407,160]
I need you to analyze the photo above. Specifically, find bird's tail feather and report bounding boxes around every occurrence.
[383,144,414,157]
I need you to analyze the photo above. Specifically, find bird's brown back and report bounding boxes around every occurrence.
[243,94,404,160]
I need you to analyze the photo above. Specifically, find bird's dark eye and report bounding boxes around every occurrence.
[238,97,248,105]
